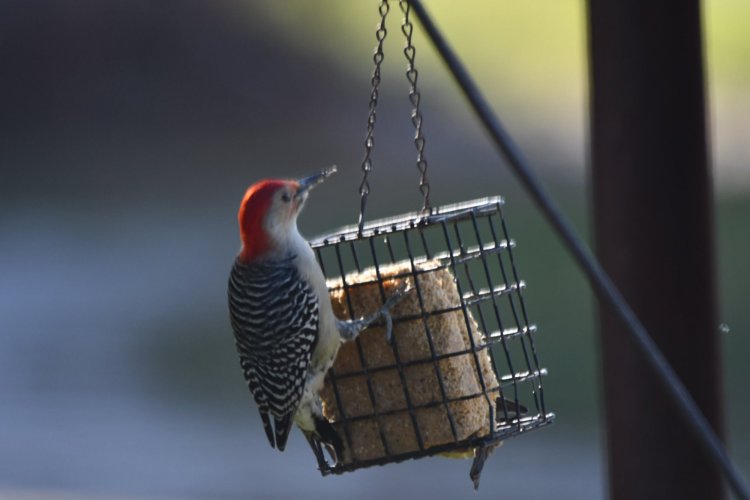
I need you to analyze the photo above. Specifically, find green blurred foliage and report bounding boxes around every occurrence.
[234,1,587,144]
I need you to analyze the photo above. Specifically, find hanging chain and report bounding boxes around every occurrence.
[400,0,431,211]
[358,0,390,234]
[358,0,431,229]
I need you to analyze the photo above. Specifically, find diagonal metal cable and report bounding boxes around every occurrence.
[406,1,750,498]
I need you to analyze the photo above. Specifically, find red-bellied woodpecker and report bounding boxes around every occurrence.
[228,166,402,464]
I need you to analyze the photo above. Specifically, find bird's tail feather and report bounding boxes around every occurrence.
[274,414,294,451]
[259,410,275,449]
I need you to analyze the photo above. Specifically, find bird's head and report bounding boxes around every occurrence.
[237,166,336,262]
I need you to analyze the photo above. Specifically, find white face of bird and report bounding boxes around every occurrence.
[262,182,304,242]
[261,166,338,249]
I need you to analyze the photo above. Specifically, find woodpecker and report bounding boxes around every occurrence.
[228,166,402,464]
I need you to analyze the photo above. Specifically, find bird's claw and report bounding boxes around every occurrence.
[382,307,395,345]
[383,282,409,309]
[379,283,410,345]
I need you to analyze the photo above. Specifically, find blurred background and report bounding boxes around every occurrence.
[1,1,748,498]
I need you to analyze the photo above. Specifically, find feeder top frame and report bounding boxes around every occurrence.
[311,196,505,246]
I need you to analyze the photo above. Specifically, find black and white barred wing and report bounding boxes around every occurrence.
[228,258,319,451]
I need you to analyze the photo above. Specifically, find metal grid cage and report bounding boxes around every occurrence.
[309,196,554,474]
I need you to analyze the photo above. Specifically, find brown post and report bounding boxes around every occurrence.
[587,1,724,499]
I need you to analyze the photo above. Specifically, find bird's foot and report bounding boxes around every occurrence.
[305,432,329,467]
[317,416,344,466]
[336,283,410,343]
[304,416,345,467]
[378,283,409,344]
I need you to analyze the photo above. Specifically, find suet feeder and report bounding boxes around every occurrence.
[311,198,553,484]
[308,0,553,485]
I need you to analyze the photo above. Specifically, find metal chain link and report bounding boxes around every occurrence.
[400,0,431,211]
[358,0,390,234]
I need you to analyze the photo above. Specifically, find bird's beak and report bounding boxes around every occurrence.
[296,165,337,197]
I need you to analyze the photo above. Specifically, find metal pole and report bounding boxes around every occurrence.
[588,1,724,498]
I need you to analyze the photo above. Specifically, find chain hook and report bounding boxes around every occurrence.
[358,0,432,233]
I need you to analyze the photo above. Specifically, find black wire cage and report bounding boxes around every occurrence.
[309,196,554,476]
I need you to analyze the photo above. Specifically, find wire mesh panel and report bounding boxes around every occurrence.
[309,196,554,474]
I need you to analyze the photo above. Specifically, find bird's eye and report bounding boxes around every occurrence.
[281,192,292,203]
